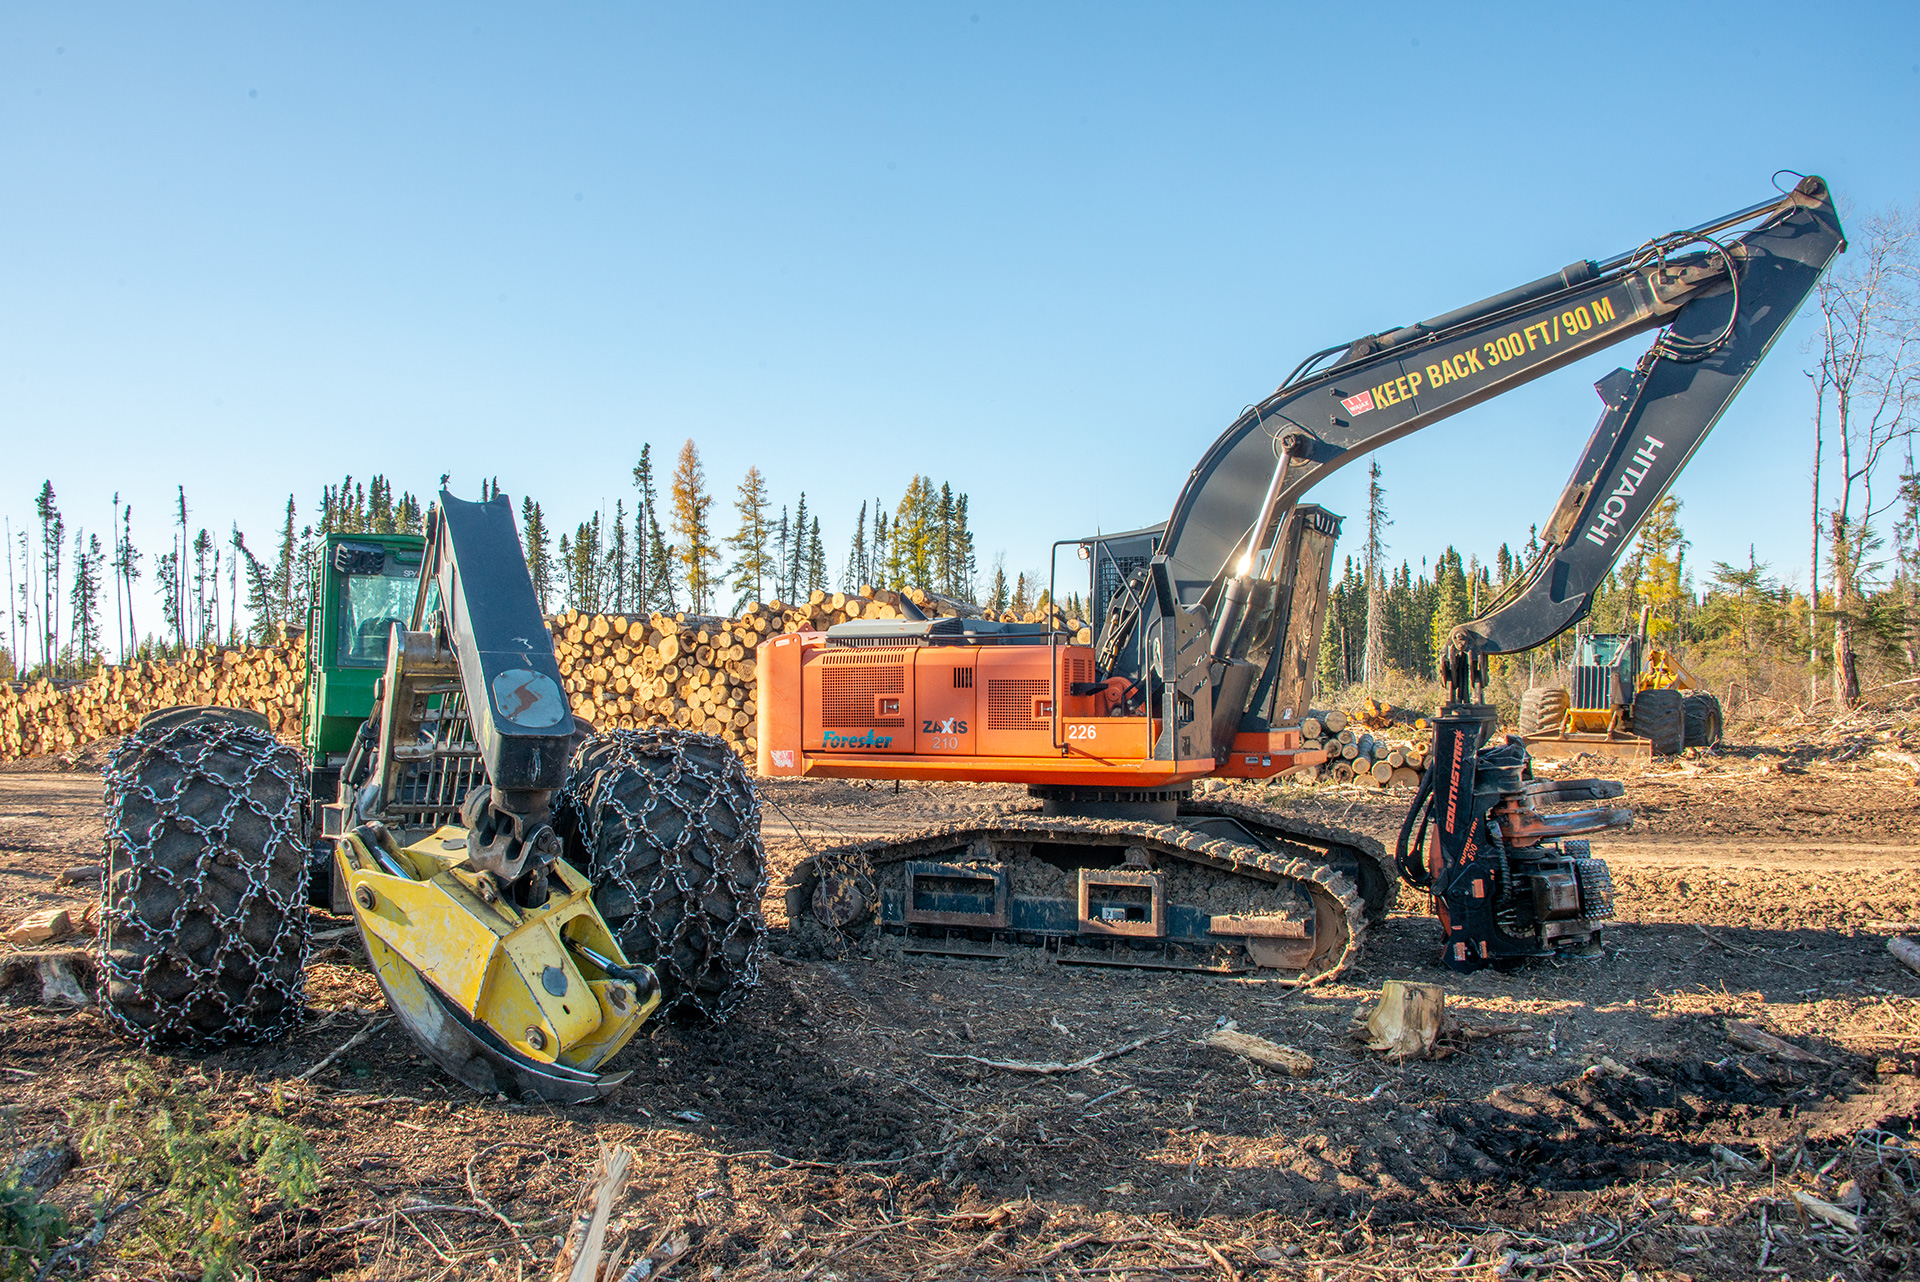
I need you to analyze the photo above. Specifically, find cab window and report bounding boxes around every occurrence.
[336,547,422,666]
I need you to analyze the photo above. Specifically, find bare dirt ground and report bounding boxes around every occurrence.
[4,737,1920,1280]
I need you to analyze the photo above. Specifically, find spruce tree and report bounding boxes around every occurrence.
[726,467,775,610]
[273,497,297,625]
[788,493,810,602]
[34,482,63,671]
[69,530,103,671]
[844,501,868,592]
[191,528,215,646]
[951,494,976,601]
[645,508,675,614]
[368,476,394,533]
[520,497,555,612]
[935,483,956,593]
[1362,461,1390,684]
[806,516,826,595]
[1429,548,1471,674]
[116,504,141,662]
[632,446,657,607]
[608,500,630,613]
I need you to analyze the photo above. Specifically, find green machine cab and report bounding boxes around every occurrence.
[300,531,428,809]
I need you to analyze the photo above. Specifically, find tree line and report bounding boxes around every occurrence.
[516,441,980,618]
[0,449,987,679]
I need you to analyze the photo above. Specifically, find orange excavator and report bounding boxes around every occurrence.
[759,177,1844,979]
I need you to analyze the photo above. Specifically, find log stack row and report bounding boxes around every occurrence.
[0,586,1096,766]
[0,642,308,762]
[1295,708,1431,789]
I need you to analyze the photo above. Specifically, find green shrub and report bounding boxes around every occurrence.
[0,1167,69,1281]
[77,1063,321,1282]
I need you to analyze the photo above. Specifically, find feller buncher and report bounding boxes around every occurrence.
[1519,616,1723,759]
[763,176,1842,976]
[99,493,768,1103]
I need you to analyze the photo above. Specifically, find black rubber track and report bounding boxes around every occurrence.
[99,705,310,1048]
[557,729,768,1021]
[786,814,1366,986]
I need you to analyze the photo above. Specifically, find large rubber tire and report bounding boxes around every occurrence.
[1630,688,1685,756]
[1518,686,1570,738]
[1682,692,1724,748]
[557,729,767,1022]
[100,706,310,1048]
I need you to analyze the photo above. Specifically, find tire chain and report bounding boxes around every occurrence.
[557,729,769,1021]
[99,709,310,1048]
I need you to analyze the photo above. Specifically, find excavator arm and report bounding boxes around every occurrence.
[1102,176,1844,742]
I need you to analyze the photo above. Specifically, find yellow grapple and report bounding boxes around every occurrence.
[336,823,658,1103]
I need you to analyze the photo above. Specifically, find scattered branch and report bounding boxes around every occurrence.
[926,1029,1170,1075]
[295,1014,389,1081]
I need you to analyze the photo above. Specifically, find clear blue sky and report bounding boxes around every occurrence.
[4,2,1916,648]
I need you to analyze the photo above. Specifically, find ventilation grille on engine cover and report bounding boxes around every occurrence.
[822,663,906,727]
[988,679,1051,729]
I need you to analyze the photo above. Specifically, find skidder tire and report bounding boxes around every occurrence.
[100,705,310,1048]
[1518,686,1569,739]
[1682,692,1724,747]
[558,729,767,1021]
[1631,688,1685,756]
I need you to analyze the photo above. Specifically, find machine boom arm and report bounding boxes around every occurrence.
[1120,176,1843,733]
[360,491,577,879]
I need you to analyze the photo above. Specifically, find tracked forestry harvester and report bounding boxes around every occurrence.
[99,493,768,1102]
[763,176,1844,977]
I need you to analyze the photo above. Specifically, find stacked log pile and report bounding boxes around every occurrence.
[0,643,307,762]
[0,586,1096,766]
[1295,707,1431,789]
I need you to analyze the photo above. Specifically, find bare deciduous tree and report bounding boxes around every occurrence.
[1809,207,1919,706]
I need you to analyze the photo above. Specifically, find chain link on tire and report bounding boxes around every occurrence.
[557,729,768,1021]
[100,706,310,1048]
